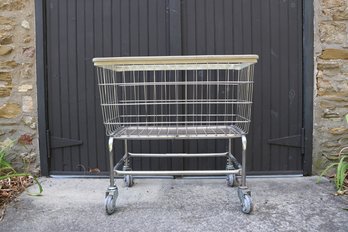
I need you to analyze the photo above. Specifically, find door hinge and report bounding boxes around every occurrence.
[46,130,51,158]
[268,128,305,154]
[50,136,83,149]
[46,129,83,150]
[301,128,305,155]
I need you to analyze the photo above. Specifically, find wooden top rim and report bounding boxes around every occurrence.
[93,55,259,66]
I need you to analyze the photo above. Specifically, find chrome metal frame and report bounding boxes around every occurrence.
[94,55,258,214]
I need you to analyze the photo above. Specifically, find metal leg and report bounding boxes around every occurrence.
[227,139,233,166]
[109,137,116,188]
[226,139,242,169]
[237,135,253,214]
[241,135,247,187]
[123,139,134,187]
[105,137,118,215]
[123,139,129,168]
[226,139,236,187]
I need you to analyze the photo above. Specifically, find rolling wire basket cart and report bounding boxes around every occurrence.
[93,55,258,214]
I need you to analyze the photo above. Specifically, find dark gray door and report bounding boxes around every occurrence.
[180,0,303,174]
[45,0,303,175]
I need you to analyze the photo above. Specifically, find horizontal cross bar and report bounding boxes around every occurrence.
[115,170,241,176]
[128,152,228,158]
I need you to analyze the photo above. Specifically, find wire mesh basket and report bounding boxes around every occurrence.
[93,55,258,215]
[94,55,256,139]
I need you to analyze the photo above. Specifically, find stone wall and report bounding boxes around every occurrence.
[0,0,346,175]
[313,0,348,172]
[0,0,38,174]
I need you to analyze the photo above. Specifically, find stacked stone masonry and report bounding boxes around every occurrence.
[0,0,345,175]
[0,0,38,174]
[314,0,348,172]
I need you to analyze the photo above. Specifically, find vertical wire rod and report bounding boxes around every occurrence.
[195,68,198,135]
[144,71,148,130]
[185,70,188,135]
[133,71,139,131]
[175,70,179,135]
[122,71,127,135]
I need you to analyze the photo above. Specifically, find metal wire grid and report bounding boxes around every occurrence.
[96,62,254,139]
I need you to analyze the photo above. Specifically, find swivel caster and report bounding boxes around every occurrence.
[240,194,253,214]
[124,175,134,187]
[237,187,253,214]
[105,187,118,215]
[226,174,236,187]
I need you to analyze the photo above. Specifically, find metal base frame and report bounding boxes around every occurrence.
[105,135,252,214]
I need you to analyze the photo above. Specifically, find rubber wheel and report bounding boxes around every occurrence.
[124,175,134,187]
[241,194,253,214]
[105,195,116,215]
[226,174,236,187]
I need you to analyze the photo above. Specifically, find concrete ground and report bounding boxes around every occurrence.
[0,176,347,232]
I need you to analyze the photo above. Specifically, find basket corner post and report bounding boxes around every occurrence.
[105,137,118,215]
[108,137,115,185]
[237,135,253,214]
[241,135,247,187]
